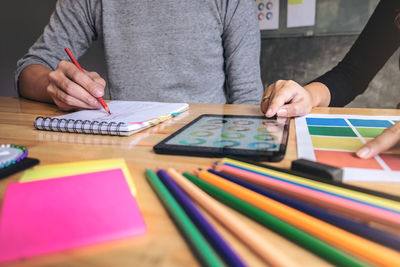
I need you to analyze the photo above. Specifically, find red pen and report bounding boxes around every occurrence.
[64,47,111,115]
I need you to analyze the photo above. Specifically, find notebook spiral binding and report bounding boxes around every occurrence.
[34,117,126,136]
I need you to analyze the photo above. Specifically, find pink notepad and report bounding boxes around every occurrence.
[0,168,146,263]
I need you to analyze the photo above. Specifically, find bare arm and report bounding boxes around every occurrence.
[19,62,106,111]
[305,82,331,107]
[19,64,52,103]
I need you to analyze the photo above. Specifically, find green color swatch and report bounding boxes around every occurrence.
[356,127,384,138]
[308,126,357,137]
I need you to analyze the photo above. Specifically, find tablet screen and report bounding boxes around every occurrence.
[154,114,289,161]
[165,116,285,151]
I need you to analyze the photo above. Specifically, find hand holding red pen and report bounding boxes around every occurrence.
[45,48,109,113]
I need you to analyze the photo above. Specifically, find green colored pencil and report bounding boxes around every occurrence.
[145,169,225,267]
[183,172,367,267]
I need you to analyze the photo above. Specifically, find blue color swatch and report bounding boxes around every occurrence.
[348,119,392,128]
[306,118,348,127]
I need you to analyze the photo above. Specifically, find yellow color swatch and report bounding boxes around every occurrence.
[20,158,136,195]
[310,136,363,151]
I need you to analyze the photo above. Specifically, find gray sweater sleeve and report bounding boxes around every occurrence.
[15,0,101,91]
[222,0,263,104]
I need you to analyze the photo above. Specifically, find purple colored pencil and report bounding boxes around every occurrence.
[157,169,246,267]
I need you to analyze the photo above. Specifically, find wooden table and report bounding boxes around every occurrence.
[0,97,399,267]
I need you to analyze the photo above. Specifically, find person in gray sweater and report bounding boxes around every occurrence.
[16,0,263,111]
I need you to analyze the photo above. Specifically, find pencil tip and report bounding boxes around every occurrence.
[103,105,111,115]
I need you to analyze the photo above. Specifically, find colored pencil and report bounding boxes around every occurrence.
[224,157,400,201]
[157,169,246,267]
[166,168,297,267]
[221,157,400,211]
[182,172,366,267]
[144,169,224,267]
[216,163,400,229]
[196,169,400,266]
[208,169,400,251]
[221,160,400,214]
[64,47,111,115]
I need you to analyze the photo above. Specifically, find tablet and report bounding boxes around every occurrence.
[153,114,289,161]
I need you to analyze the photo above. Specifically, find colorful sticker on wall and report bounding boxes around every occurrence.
[295,114,400,182]
[255,0,279,30]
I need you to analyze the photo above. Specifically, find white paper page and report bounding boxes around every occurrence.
[55,101,188,129]
[287,0,316,28]
[46,101,189,132]
[295,114,400,182]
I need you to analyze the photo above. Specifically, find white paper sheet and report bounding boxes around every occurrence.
[287,0,316,28]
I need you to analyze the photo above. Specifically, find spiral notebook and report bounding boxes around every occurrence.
[34,101,188,136]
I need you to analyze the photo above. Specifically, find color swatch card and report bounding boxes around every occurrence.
[0,168,146,263]
[295,114,400,182]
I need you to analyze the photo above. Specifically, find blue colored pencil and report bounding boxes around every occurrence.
[208,169,400,251]
[157,169,246,267]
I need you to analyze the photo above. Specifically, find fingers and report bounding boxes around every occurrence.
[48,69,101,109]
[267,84,296,117]
[278,96,312,117]
[59,61,104,98]
[87,71,106,88]
[47,60,106,111]
[356,122,400,158]
[47,83,96,111]
[261,80,312,118]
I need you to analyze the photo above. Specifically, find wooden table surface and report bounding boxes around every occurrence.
[0,97,399,267]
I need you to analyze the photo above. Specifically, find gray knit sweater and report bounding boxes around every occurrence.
[16,0,263,104]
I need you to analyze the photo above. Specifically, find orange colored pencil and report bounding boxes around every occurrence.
[166,168,298,267]
[197,170,400,267]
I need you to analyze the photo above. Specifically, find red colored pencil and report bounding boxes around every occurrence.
[64,47,111,115]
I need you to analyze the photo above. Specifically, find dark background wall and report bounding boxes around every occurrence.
[1,1,399,108]
[260,36,400,108]
[0,0,107,98]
